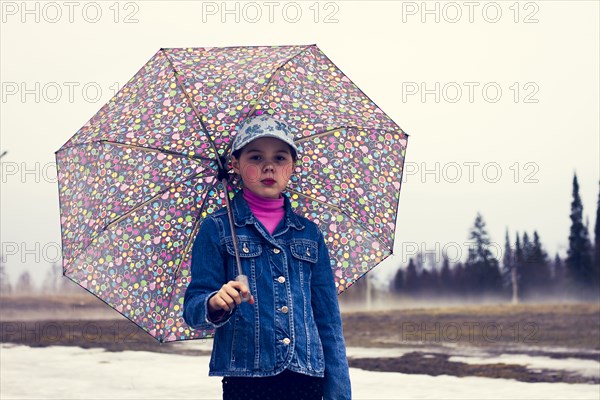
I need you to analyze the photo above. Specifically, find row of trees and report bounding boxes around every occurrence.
[391,175,600,301]
[0,261,77,295]
[2,175,599,303]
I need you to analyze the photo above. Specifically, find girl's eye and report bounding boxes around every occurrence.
[249,155,262,161]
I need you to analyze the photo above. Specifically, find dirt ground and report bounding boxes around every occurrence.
[343,302,600,384]
[1,294,599,384]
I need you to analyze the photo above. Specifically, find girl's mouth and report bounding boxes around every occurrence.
[261,179,276,186]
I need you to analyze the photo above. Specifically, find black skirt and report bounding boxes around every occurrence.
[222,369,324,400]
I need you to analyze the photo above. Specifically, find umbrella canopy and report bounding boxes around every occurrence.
[56,45,409,342]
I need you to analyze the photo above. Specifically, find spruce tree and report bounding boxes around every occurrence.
[531,231,552,291]
[503,228,517,302]
[393,266,404,294]
[0,256,12,295]
[453,262,465,297]
[420,268,433,298]
[566,174,594,293]
[440,254,452,296]
[552,253,565,294]
[519,232,534,298]
[594,181,600,291]
[405,258,419,296]
[465,213,502,295]
[515,233,523,295]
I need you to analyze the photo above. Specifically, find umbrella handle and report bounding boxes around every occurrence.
[235,274,251,303]
[220,175,249,303]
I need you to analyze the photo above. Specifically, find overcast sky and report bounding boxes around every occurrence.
[1,0,598,287]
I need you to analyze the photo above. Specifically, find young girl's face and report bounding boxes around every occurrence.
[231,137,295,199]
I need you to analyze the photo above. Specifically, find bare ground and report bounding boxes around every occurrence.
[342,302,600,384]
[1,295,599,384]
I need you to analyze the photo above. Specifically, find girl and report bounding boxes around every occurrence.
[183,114,352,400]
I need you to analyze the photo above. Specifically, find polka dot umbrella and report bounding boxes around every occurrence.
[55,45,409,342]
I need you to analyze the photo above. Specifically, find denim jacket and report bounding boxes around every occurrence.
[183,190,351,400]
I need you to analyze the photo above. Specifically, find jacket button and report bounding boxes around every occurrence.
[282,338,291,345]
[273,248,280,254]
[281,306,289,314]
[277,276,286,284]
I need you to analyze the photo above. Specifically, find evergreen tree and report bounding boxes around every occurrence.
[552,253,565,293]
[594,181,600,291]
[419,268,432,297]
[465,213,503,295]
[452,262,466,297]
[517,231,551,298]
[502,229,517,302]
[566,174,594,293]
[519,232,534,298]
[0,256,12,295]
[515,233,523,269]
[530,231,552,291]
[502,229,513,284]
[522,232,532,265]
[393,266,405,294]
[404,258,419,296]
[514,233,523,297]
[415,252,424,275]
[439,254,452,295]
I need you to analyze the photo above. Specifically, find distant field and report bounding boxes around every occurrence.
[342,302,600,350]
[2,294,598,350]
[0,293,118,321]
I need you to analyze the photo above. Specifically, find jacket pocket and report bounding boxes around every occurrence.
[225,237,262,258]
[224,236,263,284]
[290,240,318,263]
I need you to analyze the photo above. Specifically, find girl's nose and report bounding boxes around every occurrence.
[262,163,274,173]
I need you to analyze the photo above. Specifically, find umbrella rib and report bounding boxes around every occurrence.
[172,180,219,276]
[294,127,344,144]
[56,139,216,165]
[286,187,342,213]
[61,273,173,343]
[245,46,313,121]
[221,46,314,158]
[295,125,408,144]
[100,140,215,163]
[162,50,226,171]
[65,169,213,265]
[286,188,391,252]
[56,140,99,153]
[317,46,406,136]
[106,169,214,229]
[165,181,220,340]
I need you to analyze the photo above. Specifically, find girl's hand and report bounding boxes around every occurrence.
[208,280,255,314]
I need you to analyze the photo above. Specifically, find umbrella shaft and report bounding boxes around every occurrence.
[221,177,243,277]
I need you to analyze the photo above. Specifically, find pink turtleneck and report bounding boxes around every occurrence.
[243,189,285,235]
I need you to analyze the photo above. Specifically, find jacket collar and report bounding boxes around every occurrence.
[231,190,305,231]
